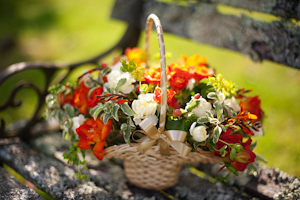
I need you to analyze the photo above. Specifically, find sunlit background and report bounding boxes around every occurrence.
[1,0,300,178]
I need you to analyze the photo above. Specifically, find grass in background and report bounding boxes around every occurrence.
[0,0,299,177]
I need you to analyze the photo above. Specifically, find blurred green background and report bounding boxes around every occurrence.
[1,0,300,177]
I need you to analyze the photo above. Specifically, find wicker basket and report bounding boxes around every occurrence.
[103,14,223,190]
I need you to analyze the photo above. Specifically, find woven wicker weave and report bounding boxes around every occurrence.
[103,14,223,190]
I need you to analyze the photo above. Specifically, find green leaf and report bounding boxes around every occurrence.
[64,104,75,118]
[212,126,222,143]
[105,85,111,93]
[186,99,199,112]
[230,148,237,160]
[120,123,128,131]
[208,139,216,151]
[166,119,186,131]
[249,140,257,150]
[214,101,224,122]
[90,103,104,120]
[200,85,215,98]
[206,111,214,118]
[115,78,127,93]
[57,110,63,123]
[103,113,111,124]
[197,117,210,124]
[207,92,218,100]
[219,145,227,157]
[234,143,243,153]
[112,104,120,121]
[120,103,135,116]
[128,118,135,129]
[193,141,206,150]
[225,162,239,176]
[220,125,227,132]
[255,154,267,163]
[123,126,132,146]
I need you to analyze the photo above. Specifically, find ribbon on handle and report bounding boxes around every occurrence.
[137,118,192,156]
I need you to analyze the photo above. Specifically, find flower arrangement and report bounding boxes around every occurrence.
[45,14,264,188]
[45,46,264,181]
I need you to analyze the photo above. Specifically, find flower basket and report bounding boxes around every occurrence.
[45,14,264,190]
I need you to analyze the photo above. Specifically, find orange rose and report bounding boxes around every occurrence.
[153,87,176,106]
[143,66,161,84]
[169,70,190,92]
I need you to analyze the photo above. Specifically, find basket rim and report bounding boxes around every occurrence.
[103,143,223,165]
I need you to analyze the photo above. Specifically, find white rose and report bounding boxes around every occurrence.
[224,97,240,113]
[190,97,212,118]
[106,70,135,94]
[138,93,155,101]
[132,93,157,125]
[72,114,85,133]
[189,122,209,142]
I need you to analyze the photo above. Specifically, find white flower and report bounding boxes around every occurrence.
[106,70,135,94]
[250,121,264,137]
[190,97,212,118]
[189,122,209,142]
[224,97,240,113]
[132,93,157,125]
[186,78,196,90]
[217,92,226,103]
[109,61,123,71]
[72,114,85,133]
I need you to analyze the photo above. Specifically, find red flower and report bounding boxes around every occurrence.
[153,87,177,106]
[76,118,112,160]
[243,96,263,122]
[215,129,243,153]
[189,65,215,81]
[169,67,190,92]
[58,85,73,105]
[214,129,256,171]
[72,82,90,114]
[230,138,256,171]
[143,66,161,84]
[87,86,103,108]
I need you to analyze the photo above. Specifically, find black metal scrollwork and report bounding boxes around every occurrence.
[0,0,143,139]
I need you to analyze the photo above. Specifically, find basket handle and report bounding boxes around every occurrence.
[145,14,167,134]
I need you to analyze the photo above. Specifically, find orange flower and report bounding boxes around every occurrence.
[230,101,258,123]
[189,65,215,81]
[143,66,161,84]
[243,96,263,122]
[153,87,176,106]
[125,47,147,67]
[178,54,214,81]
[87,86,103,108]
[76,118,112,160]
[182,54,207,67]
[72,82,90,114]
